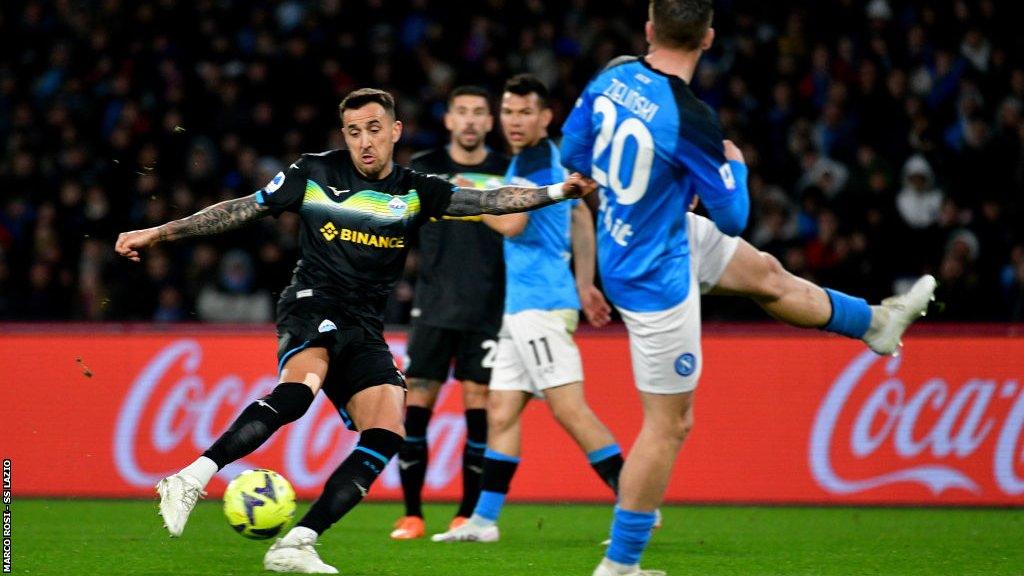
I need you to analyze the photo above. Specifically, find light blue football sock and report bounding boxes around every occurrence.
[605,506,657,566]
[473,490,507,523]
[822,288,872,339]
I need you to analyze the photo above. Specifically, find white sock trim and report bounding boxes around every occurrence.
[600,557,640,574]
[468,514,495,528]
[283,526,318,543]
[180,456,218,488]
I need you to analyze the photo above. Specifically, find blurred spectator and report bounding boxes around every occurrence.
[196,250,273,323]
[1004,244,1024,321]
[896,155,944,230]
[0,0,1022,323]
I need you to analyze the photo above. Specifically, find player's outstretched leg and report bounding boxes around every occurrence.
[710,239,936,355]
[267,384,404,573]
[266,427,403,572]
[158,371,317,536]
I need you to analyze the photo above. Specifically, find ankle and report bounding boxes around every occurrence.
[468,514,495,528]
[600,557,639,574]
[179,456,218,488]
[863,305,886,340]
[283,525,318,544]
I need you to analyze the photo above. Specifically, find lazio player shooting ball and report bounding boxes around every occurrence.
[114,87,597,574]
[390,86,510,540]
[432,74,626,544]
[559,2,937,575]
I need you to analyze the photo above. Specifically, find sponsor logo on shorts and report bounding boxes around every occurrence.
[318,319,337,333]
[675,353,697,377]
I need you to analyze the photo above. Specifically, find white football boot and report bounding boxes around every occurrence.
[264,533,339,574]
[155,474,206,537]
[863,275,937,355]
[592,559,666,576]
[430,521,500,543]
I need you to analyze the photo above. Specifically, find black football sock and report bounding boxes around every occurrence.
[298,428,404,535]
[202,383,314,468]
[587,444,624,494]
[456,409,488,518]
[398,406,432,518]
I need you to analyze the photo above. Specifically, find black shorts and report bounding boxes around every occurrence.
[404,322,498,384]
[276,295,405,428]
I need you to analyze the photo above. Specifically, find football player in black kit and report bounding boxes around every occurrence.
[115,88,596,574]
[390,86,510,541]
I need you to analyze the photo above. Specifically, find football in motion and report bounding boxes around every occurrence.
[222,469,296,539]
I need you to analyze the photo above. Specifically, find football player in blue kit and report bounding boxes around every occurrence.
[559,2,936,574]
[432,74,625,544]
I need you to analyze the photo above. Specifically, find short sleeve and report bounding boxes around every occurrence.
[411,170,457,220]
[255,157,308,215]
[559,84,597,176]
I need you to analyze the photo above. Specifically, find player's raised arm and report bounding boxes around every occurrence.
[443,172,597,217]
[114,193,268,261]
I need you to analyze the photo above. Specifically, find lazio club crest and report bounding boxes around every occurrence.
[388,196,408,216]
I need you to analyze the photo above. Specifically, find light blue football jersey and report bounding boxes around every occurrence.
[561,56,749,313]
[502,138,580,315]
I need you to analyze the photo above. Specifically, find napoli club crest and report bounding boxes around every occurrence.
[674,353,697,377]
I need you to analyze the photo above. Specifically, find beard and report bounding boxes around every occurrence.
[455,131,483,151]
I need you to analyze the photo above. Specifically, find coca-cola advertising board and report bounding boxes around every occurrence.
[1,327,1022,505]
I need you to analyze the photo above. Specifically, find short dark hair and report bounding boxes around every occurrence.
[447,85,492,110]
[650,0,713,50]
[339,88,396,119]
[502,74,550,109]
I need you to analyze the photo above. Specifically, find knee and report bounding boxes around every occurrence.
[405,379,440,408]
[461,384,489,410]
[486,405,518,434]
[652,410,694,445]
[266,382,315,423]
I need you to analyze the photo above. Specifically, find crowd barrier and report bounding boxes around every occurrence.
[2,326,1021,505]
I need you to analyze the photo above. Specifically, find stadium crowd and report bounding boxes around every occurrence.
[1,0,1022,322]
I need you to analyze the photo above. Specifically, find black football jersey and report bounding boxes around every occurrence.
[410,147,509,333]
[256,149,456,316]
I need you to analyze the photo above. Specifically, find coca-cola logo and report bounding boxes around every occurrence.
[810,350,1024,496]
[113,339,467,491]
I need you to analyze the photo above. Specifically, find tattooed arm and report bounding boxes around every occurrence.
[115,194,268,262]
[443,172,598,217]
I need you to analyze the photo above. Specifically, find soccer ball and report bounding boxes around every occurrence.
[223,468,297,539]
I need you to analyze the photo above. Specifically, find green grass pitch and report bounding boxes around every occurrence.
[15,500,1023,575]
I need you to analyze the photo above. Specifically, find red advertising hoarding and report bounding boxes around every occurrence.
[1,327,1021,505]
